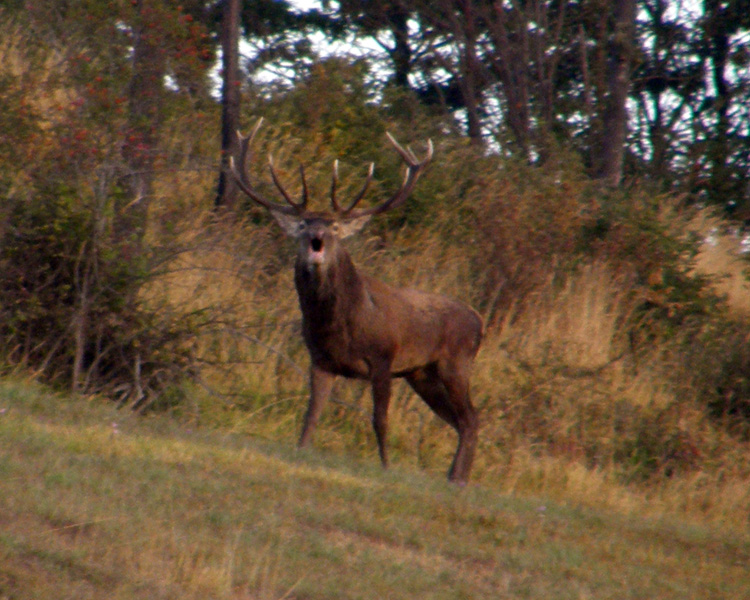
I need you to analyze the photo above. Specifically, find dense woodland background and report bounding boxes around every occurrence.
[1,0,750,511]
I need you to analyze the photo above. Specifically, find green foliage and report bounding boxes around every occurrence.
[0,6,214,401]
[467,151,592,320]
[677,319,750,440]
[0,155,197,401]
[248,58,388,169]
[0,74,40,191]
[582,189,726,339]
[610,401,703,483]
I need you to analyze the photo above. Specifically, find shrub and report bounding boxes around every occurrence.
[0,155,204,405]
[676,319,750,440]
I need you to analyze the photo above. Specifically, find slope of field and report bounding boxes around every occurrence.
[1,379,748,600]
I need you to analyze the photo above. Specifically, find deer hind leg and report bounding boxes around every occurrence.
[444,381,478,484]
[406,363,478,484]
[298,365,336,449]
[370,361,393,468]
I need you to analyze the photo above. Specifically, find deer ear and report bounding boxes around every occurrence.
[269,210,304,237]
[337,215,372,238]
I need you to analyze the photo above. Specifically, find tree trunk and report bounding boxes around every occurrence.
[456,0,484,144]
[487,2,531,158]
[121,0,167,241]
[388,4,412,88]
[215,0,242,210]
[593,0,636,186]
[704,0,732,204]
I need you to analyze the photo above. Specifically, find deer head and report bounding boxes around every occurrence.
[229,118,433,273]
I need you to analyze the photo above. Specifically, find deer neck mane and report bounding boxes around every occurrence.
[294,248,365,327]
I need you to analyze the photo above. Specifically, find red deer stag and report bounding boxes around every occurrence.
[230,119,483,483]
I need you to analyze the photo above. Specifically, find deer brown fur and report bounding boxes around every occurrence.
[230,119,482,483]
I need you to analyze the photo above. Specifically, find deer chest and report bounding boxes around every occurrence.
[301,319,374,379]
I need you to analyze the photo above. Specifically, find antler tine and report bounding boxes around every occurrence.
[229,119,302,215]
[299,163,309,209]
[237,117,264,168]
[268,154,306,213]
[386,131,434,166]
[341,162,375,214]
[229,119,263,190]
[345,133,433,218]
[330,160,341,212]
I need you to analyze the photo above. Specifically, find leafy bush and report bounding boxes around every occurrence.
[0,152,203,405]
[676,319,750,440]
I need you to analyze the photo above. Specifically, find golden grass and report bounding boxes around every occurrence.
[469,247,750,528]
[692,216,750,316]
[0,22,78,120]
[134,200,750,535]
[495,261,633,369]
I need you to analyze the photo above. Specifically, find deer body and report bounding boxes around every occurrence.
[296,244,481,379]
[231,122,482,483]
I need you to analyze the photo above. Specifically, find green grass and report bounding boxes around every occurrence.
[1,378,749,600]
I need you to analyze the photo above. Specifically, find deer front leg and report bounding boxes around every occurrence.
[370,363,392,468]
[298,365,335,448]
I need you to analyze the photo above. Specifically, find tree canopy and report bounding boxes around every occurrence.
[241,0,750,211]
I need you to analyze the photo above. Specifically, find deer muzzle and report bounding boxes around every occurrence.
[306,235,327,266]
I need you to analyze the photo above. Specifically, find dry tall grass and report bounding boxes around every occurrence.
[691,213,750,316]
[141,191,750,531]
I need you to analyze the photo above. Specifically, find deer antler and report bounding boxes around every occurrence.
[331,161,376,215]
[341,133,433,218]
[232,122,432,218]
[229,118,307,215]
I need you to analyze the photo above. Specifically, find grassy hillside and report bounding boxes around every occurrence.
[1,378,749,600]
[141,205,750,531]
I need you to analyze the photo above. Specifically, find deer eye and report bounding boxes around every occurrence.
[330,222,341,235]
[297,221,307,232]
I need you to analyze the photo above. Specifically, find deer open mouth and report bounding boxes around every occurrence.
[307,236,326,266]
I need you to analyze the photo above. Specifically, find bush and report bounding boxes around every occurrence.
[676,319,750,440]
[0,158,202,405]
